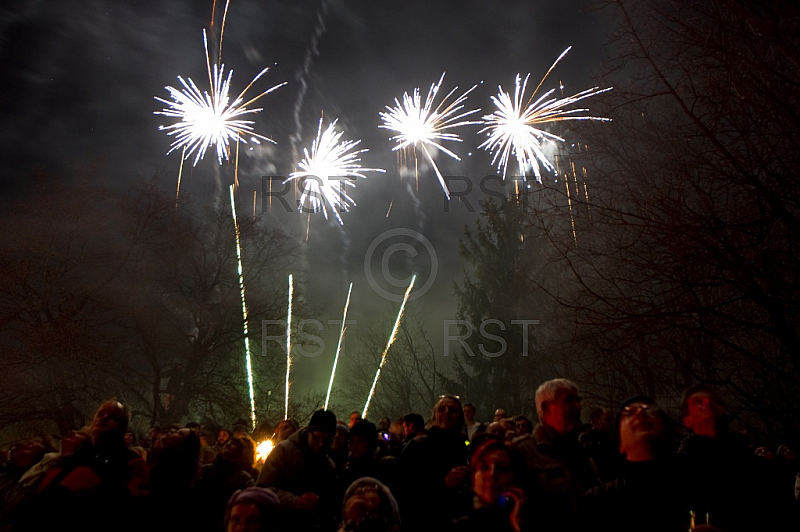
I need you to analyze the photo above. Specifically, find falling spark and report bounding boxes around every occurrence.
[379,74,480,199]
[324,283,353,409]
[155,29,286,168]
[255,438,274,465]
[229,185,257,430]
[286,118,384,225]
[284,274,293,420]
[479,47,611,183]
[363,275,416,419]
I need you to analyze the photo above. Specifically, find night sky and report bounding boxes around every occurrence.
[0,0,612,394]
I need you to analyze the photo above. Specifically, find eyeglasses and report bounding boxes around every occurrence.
[353,484,380,496]
[437,405,461,413]
[620,403,659,417]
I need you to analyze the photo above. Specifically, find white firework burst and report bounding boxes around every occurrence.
[155,29,286,166]
[379,74,480,199]
[479,47,611,182]
[287,117,385,225]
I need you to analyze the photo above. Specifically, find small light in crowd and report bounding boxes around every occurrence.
[256,439,275,464]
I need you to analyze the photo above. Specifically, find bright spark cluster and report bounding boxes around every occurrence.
[255,439,274,464]
[379,74,479,199]
[287,118,385,225]
[155,30,286,166]
[479,47,611,182]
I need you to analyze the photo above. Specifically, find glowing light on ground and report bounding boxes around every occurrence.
[256,438,274,465]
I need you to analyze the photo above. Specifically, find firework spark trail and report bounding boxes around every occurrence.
[479,46,611,183]
[284,274,293,420]
[286,117,385,225]
[324,282,353,410]
[290,0,330,163]
[362,274,416,419]
[229,185,257,430]
[379,74,480,199]
[155,29,286,170]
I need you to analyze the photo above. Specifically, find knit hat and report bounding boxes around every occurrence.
[342,477,401,529]
[614,395,656,440]
[350,420,379,447]
[224,487,280,529]
[308,409,337,437]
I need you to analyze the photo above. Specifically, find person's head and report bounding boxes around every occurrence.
[61,428,90,455]
[432,396,465,432]
[535,379,582,436]
[470,440,525,507]
[463,403,476,423]
[218,428,231,444]
[237,435,257,469]
[224,487,280,532]
[197,430,211,447]
[273,419,298,442]
[349,411,362,428]
[680,385,725,438]
[589,407,615,433]
[616,396,674,462]
[233,424,250,439]
[402,413,425,439]
[349,420,379,459]
[90,400,130,446]
[221,437,245,464]
[755,446,775,460]
[9,437,54,471]
[332,424,349,451]
[389,418,404,439]
[777,444,796,462]
[514,416,533,436]
[306,410,337,454]
[493,408,507,422]
[341,477,401,531]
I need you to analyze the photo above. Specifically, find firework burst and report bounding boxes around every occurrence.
[155,29,286,167]
[479,47,611,182]
[379,74,480,199]
[287,117,384,225]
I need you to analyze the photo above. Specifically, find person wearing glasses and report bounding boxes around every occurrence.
[518,379,599,530]
[578,396,688,532]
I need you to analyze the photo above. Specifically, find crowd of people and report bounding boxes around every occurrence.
[0,380,798,531]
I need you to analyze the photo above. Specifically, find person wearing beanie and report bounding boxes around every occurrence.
[224,487,281,532]
[577,396,688,532]
[337,477,400,532]
[256,410,337,530]
[335,421,382,511]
